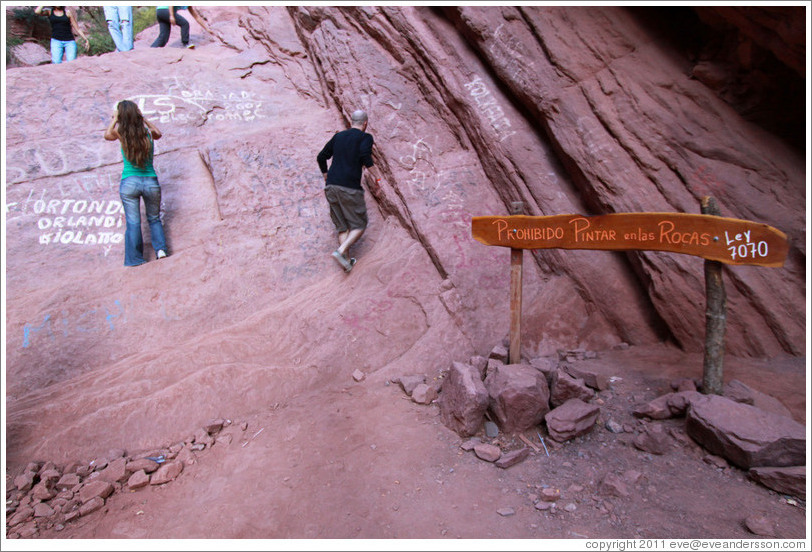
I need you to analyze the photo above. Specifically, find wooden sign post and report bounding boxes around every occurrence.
[472,202,788,389]
[700,197,725,395]
[509,202,524,365]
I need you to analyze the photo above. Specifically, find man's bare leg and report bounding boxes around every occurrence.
[337,228,364,259]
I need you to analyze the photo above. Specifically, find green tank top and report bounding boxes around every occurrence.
[121,131,157,179]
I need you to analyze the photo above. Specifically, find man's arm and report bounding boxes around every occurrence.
[317,136,335,181]
[359,134,374,168]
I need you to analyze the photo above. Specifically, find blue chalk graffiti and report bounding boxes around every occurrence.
[22,314,52,348]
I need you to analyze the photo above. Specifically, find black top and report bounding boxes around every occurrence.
[49,11,74,42]
[317,128,374,190]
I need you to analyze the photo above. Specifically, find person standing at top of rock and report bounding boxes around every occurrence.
[34,6,90,64]
[104,100,169,267]
[104,6,134,52]
[317,110,379,273]
[150,6,210,49]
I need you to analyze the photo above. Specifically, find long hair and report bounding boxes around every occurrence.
[116,100,151,169]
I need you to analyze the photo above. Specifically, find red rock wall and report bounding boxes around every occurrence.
[4,6,804,467]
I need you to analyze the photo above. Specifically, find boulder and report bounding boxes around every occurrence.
[411,383,438,405]
[599,472,629,497]
[14,471,35,492]
[748,466,805,499]
[79,496,105,517]
[394,374,427,396]
[31,481,56,501]
[126,458,160,474]
[488,344,508,364]
[7,506,34,528]
[98,457,128,484]
[438,361,489,437]
[563,364,611,391]
[55,473,81,492]
[176,445,198,467]
[473,443,502,462]
[485,363,550,433]
[633,424,672,455]
[529,357,557,385]
[744,514,776,537]
[665,391,704,417]
[495,447,530,469]
[39,468,61,484]
[686,394,806,469]
[150,460,184,485]
[723,379,794,420]
[544,398,600,442]
[203,418,225,435]
[33,502,54,518]
[127,470,151,490]
[485,358,504,379]
[78,480,114,504]
[469,356,488,380]
[549,369,594,407]
[633,391,702,419]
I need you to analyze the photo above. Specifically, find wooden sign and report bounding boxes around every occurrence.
[471,213,788,267]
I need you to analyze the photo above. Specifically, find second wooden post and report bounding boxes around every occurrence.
[701,196,727,395]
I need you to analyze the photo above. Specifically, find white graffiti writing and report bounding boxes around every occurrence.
[130,88,265,125]
[464,75,516,142]
[31,196,124,248]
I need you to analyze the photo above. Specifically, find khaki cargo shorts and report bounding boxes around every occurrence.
[325,185,368,232]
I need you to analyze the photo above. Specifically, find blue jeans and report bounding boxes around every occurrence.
[50,38,77,64]
[120,176,167,266]
[104,6,133,51]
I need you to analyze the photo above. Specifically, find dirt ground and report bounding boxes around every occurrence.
[5,343,809,547]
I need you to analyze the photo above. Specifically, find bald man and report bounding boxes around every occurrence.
[317,110,377,272]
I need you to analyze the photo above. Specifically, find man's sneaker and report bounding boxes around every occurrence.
[157,250,167,259]
[331,250,351,271]
[186,43,195,49]
[346,258,357,273]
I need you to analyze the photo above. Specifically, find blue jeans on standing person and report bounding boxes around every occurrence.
[104,6,134,51]
[50,38,77,64]
[120,176,167,266]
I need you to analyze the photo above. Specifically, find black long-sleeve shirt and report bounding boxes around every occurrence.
[317,128,374,190]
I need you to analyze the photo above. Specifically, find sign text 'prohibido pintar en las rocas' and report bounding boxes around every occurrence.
[471,213,788,266]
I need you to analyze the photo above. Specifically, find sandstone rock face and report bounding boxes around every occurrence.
[4,6,804,469]
[686,395,806,469]
[9,42,51,67]
[485,364,550,433]
[438,362,489,437]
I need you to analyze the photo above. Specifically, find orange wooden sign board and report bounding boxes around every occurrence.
[471,213,788,267]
